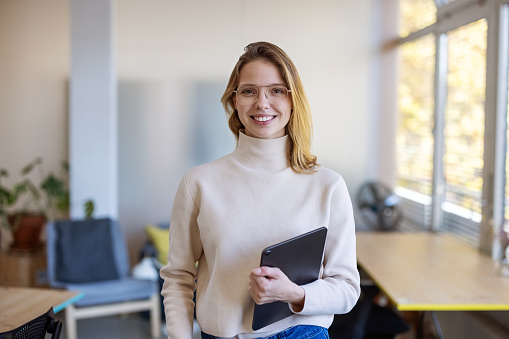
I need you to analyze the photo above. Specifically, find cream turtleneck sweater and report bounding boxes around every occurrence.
[160,132,360,339]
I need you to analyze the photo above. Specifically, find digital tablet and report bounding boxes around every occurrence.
[251,226,328,331]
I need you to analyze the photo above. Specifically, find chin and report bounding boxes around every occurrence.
[249,130,284,139]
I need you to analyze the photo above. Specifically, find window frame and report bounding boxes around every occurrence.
[395,0,509,255]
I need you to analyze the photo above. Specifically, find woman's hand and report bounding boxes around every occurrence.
[249,267,305,311]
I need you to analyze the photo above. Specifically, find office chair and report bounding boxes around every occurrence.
[0,307,62,339]
[329,284,409,339]
[46,218,160,339]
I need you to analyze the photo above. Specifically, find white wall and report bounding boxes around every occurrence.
[0,0,69,180]
[70,0,118,219]
[116,0,381,258]
[0,0,69,249]
[0,0,383,260]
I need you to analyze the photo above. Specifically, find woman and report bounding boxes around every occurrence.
[160,41,360,339]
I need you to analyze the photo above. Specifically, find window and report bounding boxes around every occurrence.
[396,35,435,198]
[394,0,509,253]
[395,35,435,227]
[399,0,436,37]
[442,20,486,245]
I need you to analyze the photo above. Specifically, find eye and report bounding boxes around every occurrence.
[270,87,287,95]
[239,87,257,96]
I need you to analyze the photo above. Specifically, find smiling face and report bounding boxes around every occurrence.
[234,60,292,139]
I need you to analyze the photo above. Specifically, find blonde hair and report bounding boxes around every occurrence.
[221,42,318,173]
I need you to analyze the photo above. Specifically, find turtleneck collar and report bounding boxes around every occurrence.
[232,131,290,172]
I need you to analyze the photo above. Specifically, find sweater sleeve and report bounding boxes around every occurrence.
[160,175,203,339]
[291,175,361,315]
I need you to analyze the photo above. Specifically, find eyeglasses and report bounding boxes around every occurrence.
[233,85,291,106]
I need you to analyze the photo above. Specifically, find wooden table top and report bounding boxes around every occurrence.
[356,232,509,311]
[0,286,83,332]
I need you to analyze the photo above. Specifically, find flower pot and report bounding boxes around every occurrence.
[8,213,46,251]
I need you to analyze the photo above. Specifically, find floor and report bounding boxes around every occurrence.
[53,313,201,339]
[52,312,417,339]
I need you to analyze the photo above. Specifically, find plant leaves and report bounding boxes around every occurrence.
[21,157,42,175]
[61,160,69,172]
[10,182,29,204]
[84,199,95,219]
[56,193,70,214]
[41,174,66,197]
[27,180,41,200]
[0,187,11,201]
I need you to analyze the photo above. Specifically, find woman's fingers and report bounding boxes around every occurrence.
[248,267,304,306]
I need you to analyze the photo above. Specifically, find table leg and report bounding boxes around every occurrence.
[430,311,444,339]
[416,311,425,338]
[415,311,444,339]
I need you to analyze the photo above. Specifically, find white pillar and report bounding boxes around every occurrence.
[69,0,117,219]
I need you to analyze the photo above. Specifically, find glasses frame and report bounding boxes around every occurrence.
[233,85,292,106]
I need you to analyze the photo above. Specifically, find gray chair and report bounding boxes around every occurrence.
[46,218,160,339]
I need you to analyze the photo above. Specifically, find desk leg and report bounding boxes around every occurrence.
[430,311,444,339]
[416,311,444,339]
[416,311,425,338]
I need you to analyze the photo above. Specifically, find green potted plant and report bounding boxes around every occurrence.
[0,158,70,250]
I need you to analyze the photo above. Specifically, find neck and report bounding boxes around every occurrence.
[232,131,289,172]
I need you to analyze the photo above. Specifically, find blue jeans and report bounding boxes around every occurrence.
[201,325,330,339]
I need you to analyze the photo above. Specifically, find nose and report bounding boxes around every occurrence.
[255,89,270,108]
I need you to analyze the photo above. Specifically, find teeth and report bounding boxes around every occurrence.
[254,116,274,122]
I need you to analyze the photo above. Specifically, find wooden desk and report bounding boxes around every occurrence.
[356,232,509,311]
[0,286,84,332]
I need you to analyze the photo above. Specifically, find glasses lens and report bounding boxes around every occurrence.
[236,86,289,106]
[236,86,258,105]
[267,86,289,106]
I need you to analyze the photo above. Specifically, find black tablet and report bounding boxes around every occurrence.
[251,227,328,331]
